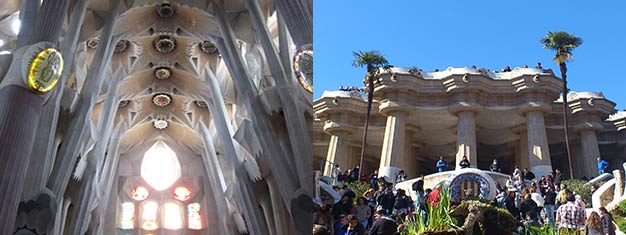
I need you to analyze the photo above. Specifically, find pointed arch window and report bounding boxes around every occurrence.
[174,186,191,201]
[140,140,181,191]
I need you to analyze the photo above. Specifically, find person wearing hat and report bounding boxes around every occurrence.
[375,178,395,216]
[369,208,397,235]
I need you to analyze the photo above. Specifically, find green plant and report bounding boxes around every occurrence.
[562,179,593,206]
[615,216,626,233]
[524,224,558,235]
[339,181,370,202]
[401,185,459,234]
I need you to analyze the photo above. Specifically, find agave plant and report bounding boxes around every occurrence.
[401,185,459,234]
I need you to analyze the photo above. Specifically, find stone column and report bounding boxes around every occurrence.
[379,110,407,169]
[323,131,351,176]
[525,111,553,179]
[513,125,530,170]
[580,129,601,178]
[455,111,477,169]
[403,127,417,178]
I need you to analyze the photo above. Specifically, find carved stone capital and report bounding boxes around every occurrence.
[378,99,412,115]
[322,120,353,137]
[572,122,603,133]
[516,101,551,115]
[448,102,482,116]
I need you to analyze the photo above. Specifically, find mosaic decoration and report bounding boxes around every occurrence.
[199,41,218,54]
[194,100,207,108]
[156,3,175,18]
[141,201,159,230]
[449,172,490,203]
[114,40,129,53]
[152,93,172,107]
[86,38,99,49]
[293,49,313,93]
[154,36,176,54]
[187,203,202,230]
[152,119,168,130]
[131,187,149,201]
[174,187,191,201]
[119,202,135,229]
[163,203,182,229]
[119,100,129,107]
[27,48,64,93]
[154,67,172,80]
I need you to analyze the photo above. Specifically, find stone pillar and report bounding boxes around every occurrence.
[455,111,477,169]
[580,129,601,178]
[379,110,407,169]
[403,127,417,178]
[323,131,351,176]
[513,125,530,170]
[525,111,553,179]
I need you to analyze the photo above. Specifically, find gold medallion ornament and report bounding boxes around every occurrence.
[27,48,64,93]
[293,49,313,93]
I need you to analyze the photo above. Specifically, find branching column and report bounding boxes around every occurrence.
[455,111,478,169]
[525,110,553,179]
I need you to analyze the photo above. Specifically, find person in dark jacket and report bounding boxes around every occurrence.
[519,194,538,220]
[504,191,518,219]
[459,156,470,169]
[489,159,501,172]
[599,207,616,235]
[543,186,557,225]
[554,169,564,186]
[332,195,354,220]
[376,181,395,215]
[523,168,536,181]
[341,214,365,235]
[370,209,397,235]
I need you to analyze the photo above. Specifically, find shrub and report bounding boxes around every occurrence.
[339,181,370,202]
[561,179,593,206]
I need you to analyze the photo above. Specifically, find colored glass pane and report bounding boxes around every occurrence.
[119,202,135,229]
[142,201,159,230]
[163,203,182,229]
[140,140,181,191]
[187,203,202,229]
[174,187,191,201]
[131,187,149,201]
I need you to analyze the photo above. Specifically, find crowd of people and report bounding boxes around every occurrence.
[316,157,617,234]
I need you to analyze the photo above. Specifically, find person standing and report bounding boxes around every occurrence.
[554,169,564,186]
[599,207,616,235]
[436,156,448,172]
[489,159,501,172]
[375,181,395,216]
[597,158,609,176]
[513,166,522,179]
[333,164,342,186]
[585,211,603,235]
[369,209,398,235]
[543,186,557,225]
[368,170,378,189]
[332,195,354,220]
[458,156,470,169]
[556,194,586,233]
[353,197,371,229]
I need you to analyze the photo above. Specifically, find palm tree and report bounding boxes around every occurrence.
[352,50,391,180]
[540,31,583,180]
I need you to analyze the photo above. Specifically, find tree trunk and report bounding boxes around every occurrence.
[358,65,375,180]
[560,62,574,180]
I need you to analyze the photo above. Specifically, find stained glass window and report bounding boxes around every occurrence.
[163,203,183,229]
[119,202,135,229]
[131,186,149,201]
[174,186,191,201]
[142,201,159,230]
[140,140,181,191]
[187,203,202,229]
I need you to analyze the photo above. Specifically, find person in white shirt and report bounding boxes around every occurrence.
[530,186,545,223]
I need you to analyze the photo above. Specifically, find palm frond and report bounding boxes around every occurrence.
[540,31,583,63]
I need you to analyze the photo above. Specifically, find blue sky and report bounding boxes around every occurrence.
[314,0,626,110]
